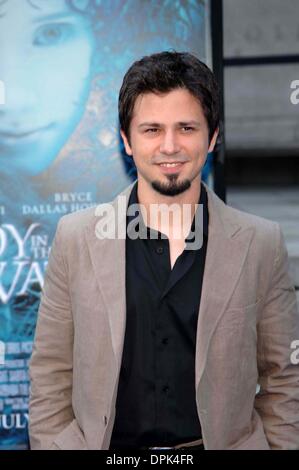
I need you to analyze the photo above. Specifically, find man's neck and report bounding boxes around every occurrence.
[136,177,201,240]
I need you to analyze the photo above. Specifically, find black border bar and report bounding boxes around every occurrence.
[224,54,299,67]
[211,0,226,202]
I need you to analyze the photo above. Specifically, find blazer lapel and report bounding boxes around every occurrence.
[195,184,255,390]
[84,184,135,370]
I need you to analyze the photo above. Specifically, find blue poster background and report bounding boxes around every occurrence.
[0,0,209,449]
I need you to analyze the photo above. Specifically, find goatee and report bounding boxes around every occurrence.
[151,175,191,196]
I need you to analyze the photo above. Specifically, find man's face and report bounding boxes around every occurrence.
[0,0,94,175]
[121,88,218,197]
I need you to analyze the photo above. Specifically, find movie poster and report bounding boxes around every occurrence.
[0,0,210,449]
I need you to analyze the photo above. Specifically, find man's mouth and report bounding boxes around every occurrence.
[159,162,184,167]
[156,161,186,172]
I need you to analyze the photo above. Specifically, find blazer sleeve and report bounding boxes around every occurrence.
[28,217,75,450]
[254,223,299,449]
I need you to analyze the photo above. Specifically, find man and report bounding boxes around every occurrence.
[29,51,299,450]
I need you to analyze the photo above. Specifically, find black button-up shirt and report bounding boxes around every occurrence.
[109,181,209,449]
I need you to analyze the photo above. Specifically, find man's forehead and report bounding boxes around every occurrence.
[132,89,204,122]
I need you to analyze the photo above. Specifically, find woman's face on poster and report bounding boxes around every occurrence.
[0,0,95,175]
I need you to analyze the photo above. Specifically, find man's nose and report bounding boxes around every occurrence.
[159,130,181,155]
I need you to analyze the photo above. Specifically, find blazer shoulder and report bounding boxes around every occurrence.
[54,182,135,240]
[205,188,282,263]
[226,203,282,249]
[225,203,279,233]
[57,206,97,232]
[220,204,285,276]
[205,184,279,238]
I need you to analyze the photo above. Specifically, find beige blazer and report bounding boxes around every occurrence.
[29,182,299,450]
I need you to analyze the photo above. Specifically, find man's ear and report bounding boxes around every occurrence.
[120,129,133,156]
[208,127,219,153]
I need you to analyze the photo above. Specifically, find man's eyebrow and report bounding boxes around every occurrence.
[138,120,201,128]
[138,122,162,128]
[33,12,78,24]
[177,120,201,127]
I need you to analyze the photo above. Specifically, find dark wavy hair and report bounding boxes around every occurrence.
[119,50,220,144]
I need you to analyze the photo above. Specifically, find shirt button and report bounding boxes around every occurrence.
[156,246,164,254]
[163,385,170,394]
[162,337,168,345]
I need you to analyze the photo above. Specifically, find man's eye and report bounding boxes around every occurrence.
[145,128,159,133]
[33,23,74,47]
[182,126,194,132]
